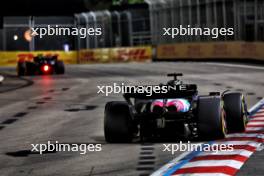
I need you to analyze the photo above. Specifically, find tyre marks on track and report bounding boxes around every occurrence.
[246,92,256,96]
[43,97,52,100]
[0,112,28,131]
[48,89,55,93]
[6,149,57,157]
[13,112,28,117]
[0,87,68,132]
[2,87,75,158]
[64,105,97,112]
[137,143,156,176]
[1,119,18,124]
[62,88,70,91]
[27,106,38,110]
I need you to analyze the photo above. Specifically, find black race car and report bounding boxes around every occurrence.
[17,55,65,76]
[104,73,248,142]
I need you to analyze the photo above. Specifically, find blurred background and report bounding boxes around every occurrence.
[0,0,263,62]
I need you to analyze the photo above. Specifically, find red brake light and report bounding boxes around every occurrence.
[43,65,50,72]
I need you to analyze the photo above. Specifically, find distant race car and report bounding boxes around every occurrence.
[104,73,248,142]
[17,55,65,76]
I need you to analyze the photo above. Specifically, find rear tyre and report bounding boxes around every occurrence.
[55,61,65,74]
[104,101,133,143]
[17,62,26,76]
[223,92,248,133]
[25,62,36,76]
[197,96,227,139]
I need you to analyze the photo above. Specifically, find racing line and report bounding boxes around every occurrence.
[152,98,264,176]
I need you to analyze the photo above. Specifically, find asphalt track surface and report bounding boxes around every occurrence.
[0,62,263,176]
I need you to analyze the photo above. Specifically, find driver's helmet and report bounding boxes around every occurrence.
[151,99,190,113]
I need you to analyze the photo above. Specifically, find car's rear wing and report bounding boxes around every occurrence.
[123,84,197,100]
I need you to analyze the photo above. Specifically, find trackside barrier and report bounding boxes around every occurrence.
[0,46,152,66]
[78,46,152,63]
[78,49,111,63]
[0,51,77,66]
[156,42,264,61]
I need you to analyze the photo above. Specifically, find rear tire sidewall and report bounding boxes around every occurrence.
[104,101,133,143]
[25,62,36,75]
[197,96,227,140]
[55,61,65,74]
[17,62,26,76]
[223,92,247,132]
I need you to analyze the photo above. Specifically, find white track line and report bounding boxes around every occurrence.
[173,173,230,176]
[205,63,264,71]
[227,133,264,138]
[197,150,253,157]
[247,121,264,125]
[181,160,243,169]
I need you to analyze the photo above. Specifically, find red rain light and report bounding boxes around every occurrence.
[43,65,50,72]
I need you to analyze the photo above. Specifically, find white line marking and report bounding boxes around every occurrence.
[173,173,230,176]
[214,141,260,147]
[246,127,264,131]
[227,133,264,138]
[181,160,243,169]
[249,98,264,113]
[0,75,4,83]
[250,118,264,121]
[205,63,264,71]
[253,112,264,116]
[150,150,192,176]
[247,121,264,125]
[198,150,253,157]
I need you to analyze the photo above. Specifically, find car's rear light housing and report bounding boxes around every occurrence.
[42,64,50,73]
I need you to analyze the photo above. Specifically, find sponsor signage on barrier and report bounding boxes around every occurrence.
[79,49,110,63]
[79,46,152,63]
[157,42,264,61]
[0,51,77,66]
[0,47,151,66]
[111,47,152,62]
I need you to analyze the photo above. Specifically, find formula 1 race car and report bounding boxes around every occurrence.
[104,73,248,142]
[17,55,65,76]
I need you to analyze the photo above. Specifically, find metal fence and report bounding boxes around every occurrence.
[146,0,264,45]
[74,8,150,50]
[0,0,264,51]
[73,0,264,50]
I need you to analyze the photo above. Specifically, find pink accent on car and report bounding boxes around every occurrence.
[166,99,185,112]
[152,99,164,107]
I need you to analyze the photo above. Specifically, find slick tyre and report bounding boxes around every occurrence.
[104,101,133,143]
[17,62,26,76]
[25,62,36,76]
[197,96,227,139]
[55,61,65,74]
[223,92,248,133]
